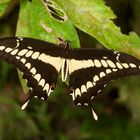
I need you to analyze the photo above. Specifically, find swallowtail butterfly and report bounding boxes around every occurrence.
[0,37,140,120]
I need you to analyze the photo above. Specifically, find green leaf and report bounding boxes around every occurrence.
[16,0,80,47]
[16,0,31,36]
[29,0,80,48]
[0,0,9,4]
[16,0,80,93]
[54,0,140,59]
[0,0,9,16]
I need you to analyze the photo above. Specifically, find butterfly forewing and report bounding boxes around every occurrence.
[0,37,64,105]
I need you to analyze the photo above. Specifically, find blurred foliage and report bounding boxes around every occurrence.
[0,0,9,16]
[0,0,140,140]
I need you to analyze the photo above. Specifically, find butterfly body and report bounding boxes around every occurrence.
[0,37,140,120]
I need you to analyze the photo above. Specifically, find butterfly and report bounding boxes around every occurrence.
[0,37,140,120]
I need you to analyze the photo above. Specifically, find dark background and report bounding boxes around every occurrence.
[0,0,140,140]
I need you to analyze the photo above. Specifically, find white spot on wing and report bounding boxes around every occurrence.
[103,56,108,59]
[25,63,31,69]
[101,59,108,67]
[11,49,18,55]
[0,46,5,51]
[91,96,94,99]
[16,56,20,60]
[81,85,87,93]
[106,60,116,68]
[114,51,118,54]
[5,47,12,52]
[32,52,40,59]
[43,83,49,92]
[21,58,26,64]
[84,103,88,106]
[129,63,137,68]
[38,53,46,60]
[18,49,28,56]
[94,59,101,67]
[38,79,45,87]
[34,74,41,82]
[26,50,33,57]
[18,37,23,41]
[116,53,120,61]
[77,103,81,106]
[113,69,117,72]
[30,67,36,75]
[93,75,99,82]
[27,46,32,49]
[116,62,123,69]
[106,69,111,74]
[15,39,20,48]
[86,81,93,89]
[75,88,81,97]
[98,90,101,93]
[122,63,129,68]
[100,72,106,78]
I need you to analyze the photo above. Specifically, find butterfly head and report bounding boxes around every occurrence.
[57,38,71,50]
[63,40,71,49]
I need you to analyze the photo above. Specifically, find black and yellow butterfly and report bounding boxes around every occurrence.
[0,37,140,120]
